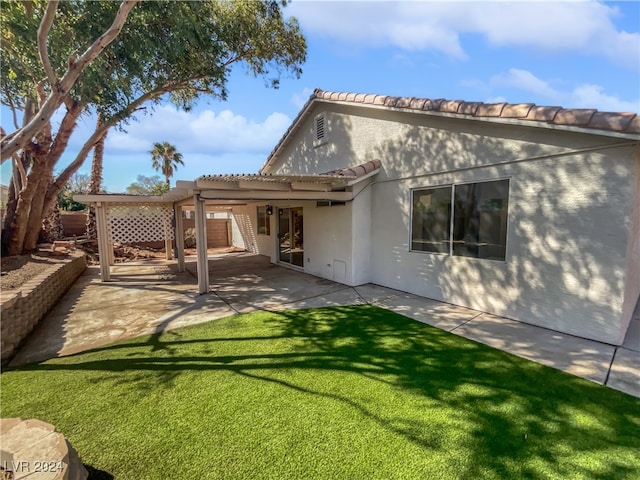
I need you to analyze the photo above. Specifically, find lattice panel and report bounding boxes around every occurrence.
[107,205,174,243]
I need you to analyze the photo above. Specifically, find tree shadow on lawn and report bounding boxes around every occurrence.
[14,305,640,479]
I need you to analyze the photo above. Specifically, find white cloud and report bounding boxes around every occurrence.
[290,87,315,108]
[486,96,507,104]
[488,68,639,112]
[105,105,292,155]
[287,1,639,69]
[491,69,559,99]
[570,84,639,112]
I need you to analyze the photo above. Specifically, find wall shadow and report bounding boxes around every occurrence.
[367,116,636,345]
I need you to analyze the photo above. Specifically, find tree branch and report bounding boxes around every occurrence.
[37,0,59,88]
[69,1,137,82]
[6,96,21,130]
[46,101,83,169]
[12,155,28,193]
[47,83,167,204]
[0,0,138,163]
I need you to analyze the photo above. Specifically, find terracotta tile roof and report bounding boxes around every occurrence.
[320,159,382,177]
[199,160,382,183]
[312,89,640,134]
[261,88,639,173]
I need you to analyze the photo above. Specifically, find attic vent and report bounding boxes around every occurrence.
[315,114,326,141]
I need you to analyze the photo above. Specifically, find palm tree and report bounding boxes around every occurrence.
[86,115,107,239]
[150,142,184,187]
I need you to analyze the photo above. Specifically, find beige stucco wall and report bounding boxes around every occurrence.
[232,200,359,285]
[264,102,639,344]
[369,151,635,344]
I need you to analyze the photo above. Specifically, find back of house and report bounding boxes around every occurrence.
[249,89,639,346]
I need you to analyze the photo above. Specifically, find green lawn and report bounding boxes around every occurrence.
[2,305,639,479]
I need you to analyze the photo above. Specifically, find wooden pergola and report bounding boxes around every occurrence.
[75,161,381,294]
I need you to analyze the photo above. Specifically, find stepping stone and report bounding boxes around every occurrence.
[0,418,88,479]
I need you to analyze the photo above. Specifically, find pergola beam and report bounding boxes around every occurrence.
[238,179,291,191]
[199,190,352,202]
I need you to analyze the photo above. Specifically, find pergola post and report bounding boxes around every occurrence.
[174,204,185,272]
[108,242,115,266]
[194,194,209,294]
[95,203,111,281]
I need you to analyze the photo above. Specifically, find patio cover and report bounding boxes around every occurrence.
[74,160,381,293]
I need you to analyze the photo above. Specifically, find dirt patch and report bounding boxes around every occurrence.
[1,245,245,291]
[0,251,72,290]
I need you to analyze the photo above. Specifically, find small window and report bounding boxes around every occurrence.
[257,206,270,235]
[411,179,509,261]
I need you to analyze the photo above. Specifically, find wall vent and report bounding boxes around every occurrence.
[316,201,345,207]
[315,114,325,141]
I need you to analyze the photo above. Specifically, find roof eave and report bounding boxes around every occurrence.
[259,94,640,174]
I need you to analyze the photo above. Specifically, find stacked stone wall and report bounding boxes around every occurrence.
[1,253,87,363]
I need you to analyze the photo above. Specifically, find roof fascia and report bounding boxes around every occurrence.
[195,179,241,190]
[199,189,352,202]
[345,168,380,186]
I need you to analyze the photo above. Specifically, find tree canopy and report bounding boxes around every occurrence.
[125,175,169,196]
[0,0,306,255]
[57,173,90,211]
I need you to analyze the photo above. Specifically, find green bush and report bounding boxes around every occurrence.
[184,227,196,248]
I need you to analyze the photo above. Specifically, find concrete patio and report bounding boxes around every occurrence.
[9,252,640,398]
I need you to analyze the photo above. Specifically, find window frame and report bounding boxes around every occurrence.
[257,205,271,236]
[409,178,511,262]
[409,184,453,255]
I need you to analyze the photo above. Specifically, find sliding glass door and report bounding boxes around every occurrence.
[278,207,304,267]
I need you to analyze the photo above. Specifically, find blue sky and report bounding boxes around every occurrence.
[1,0,638,192]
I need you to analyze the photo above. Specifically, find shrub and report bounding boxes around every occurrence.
[184,228,196,248]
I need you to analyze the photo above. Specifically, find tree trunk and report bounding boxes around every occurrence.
[23,171,52,251]
[2,180,19,256]
[41,201,64,243]
[86,118,106,239]
[7,153,49,255]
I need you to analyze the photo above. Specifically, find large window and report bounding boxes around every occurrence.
[257,206,270,235]
[411,179,509,261]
